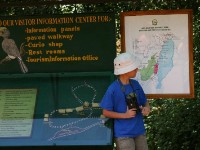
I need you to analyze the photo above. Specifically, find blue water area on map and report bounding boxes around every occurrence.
[157,39,174,89]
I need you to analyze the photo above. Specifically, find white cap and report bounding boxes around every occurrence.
[114,52,140,75]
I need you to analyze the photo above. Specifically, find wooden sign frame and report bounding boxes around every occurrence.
[120,9,194,98]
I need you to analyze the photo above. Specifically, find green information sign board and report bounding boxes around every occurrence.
[0,13,116,74]
[0,12,116,149]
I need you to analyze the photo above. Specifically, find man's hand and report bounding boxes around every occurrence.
[125,108,137,118]
[140,106,150,116]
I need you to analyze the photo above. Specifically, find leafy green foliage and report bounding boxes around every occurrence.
[0,0,200,149]
[146,98,200,149]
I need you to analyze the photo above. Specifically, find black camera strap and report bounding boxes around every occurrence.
[118,78,140,111]
[117,78,135,94]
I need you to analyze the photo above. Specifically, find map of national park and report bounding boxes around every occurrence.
[130,30,190,95]
[134,33,175,93]
[124,13,191,96]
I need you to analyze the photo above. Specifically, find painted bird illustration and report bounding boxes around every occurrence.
[0,27,28,73]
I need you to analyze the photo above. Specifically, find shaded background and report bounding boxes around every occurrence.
[0,0,200,149]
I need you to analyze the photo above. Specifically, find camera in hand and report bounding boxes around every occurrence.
[126,92,140,111]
